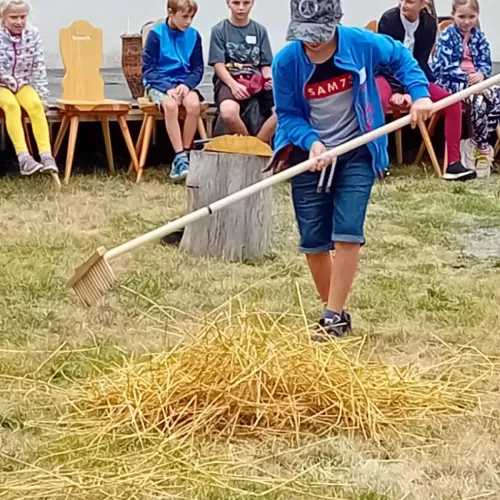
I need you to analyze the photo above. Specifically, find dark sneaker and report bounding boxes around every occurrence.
[312,311,352,342]
[160,230,184,246]
[443,161,477,181]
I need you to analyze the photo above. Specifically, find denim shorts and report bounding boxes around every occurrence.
[290,145,375,254]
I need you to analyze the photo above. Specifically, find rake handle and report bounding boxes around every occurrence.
[106,74,500,262]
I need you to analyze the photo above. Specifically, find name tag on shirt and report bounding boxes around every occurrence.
[246,35,257,45]
[359,67,367,85]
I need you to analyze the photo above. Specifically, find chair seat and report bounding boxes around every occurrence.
[57,99,132,113]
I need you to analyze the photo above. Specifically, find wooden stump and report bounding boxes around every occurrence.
[180,150,272,261]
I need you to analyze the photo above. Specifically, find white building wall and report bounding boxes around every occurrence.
[30,0,499,69]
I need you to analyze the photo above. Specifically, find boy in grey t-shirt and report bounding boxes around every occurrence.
[208,0,276,142]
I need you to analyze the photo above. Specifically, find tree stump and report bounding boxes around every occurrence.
[180,150,272,261]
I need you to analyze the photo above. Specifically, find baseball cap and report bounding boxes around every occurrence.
[287,0,344,43]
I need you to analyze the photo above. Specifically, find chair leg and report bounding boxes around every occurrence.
[138,115,155,182]
[101,116,115,174]
[418,122,441,177]
[495,124,500,157]
[443,142,448,175]
[53,115,70,157]
[64,116,79,185]
[117,115,140,180]
[415,114,439,165]
[129,116,147,174]
[23,119,34,156]
[197,117,208,140]
[395,129,403,166]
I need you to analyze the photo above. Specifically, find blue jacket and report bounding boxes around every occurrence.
[433,24,492,94]
[270,25,430,177]
[142,21,204,93]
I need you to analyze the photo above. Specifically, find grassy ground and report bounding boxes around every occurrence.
[1,164,500,499]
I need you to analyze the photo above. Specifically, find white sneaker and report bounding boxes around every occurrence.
[460,139,477,171]
[474,147,493,179]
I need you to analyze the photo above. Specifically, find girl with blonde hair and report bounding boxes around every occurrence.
[0,0,58,176]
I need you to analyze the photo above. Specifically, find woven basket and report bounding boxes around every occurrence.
[121,34,144,99]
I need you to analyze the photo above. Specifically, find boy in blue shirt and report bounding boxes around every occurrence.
[270,0,434,339]
[142,0,204,182]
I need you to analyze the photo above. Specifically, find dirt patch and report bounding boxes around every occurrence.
[462,228,500,260]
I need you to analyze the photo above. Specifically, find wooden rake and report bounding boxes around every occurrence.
[68,74,500,307]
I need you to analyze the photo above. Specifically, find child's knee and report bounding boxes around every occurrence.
[219,100,240,122]
[184,93,201,115]
[1,98,22,115]
[25,98,45,117]
[162,97,178,114]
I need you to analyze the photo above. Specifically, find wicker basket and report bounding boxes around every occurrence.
[121,34,144,99]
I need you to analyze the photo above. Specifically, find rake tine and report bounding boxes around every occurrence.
[67,247,117,307]
[317,168,327,193]
[325,157,337,193]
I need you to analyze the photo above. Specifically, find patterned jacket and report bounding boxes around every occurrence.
[432,23,491,94]
[0,25,49,99]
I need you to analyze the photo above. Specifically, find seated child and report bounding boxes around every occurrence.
[0,0,58,176]
[433,0,499,177]
[208,0,276,143]
[142,0,204,182]
[376,0,475,181]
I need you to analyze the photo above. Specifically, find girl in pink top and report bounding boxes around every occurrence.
[434,0,499,176]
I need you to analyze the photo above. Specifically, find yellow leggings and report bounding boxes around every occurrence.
[0,86,51,155]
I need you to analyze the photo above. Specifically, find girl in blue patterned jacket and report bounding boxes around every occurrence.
[433,0,498,176]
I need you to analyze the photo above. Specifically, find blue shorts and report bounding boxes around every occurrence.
[290,145,375,254]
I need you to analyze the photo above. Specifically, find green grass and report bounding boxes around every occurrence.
[1,166,500,499]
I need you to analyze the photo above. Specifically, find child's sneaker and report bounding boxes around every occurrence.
[460,138,476,171]
[170,152,189,182]
[443,161,477,181]
[18,153,43,176]
[474,147,493,179]
[312,311,352,342]
[39,152,59,174]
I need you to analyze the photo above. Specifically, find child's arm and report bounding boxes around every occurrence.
[272,57,320,153]
[369,31,430,102]
[432,32,468,84]
[32,29,49,101]
[182,32,204,90]
[142,30,160,87]
[474,31,492,78]
[260,27,273,88]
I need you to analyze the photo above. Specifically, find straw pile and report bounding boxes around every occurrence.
[70,309,475,442]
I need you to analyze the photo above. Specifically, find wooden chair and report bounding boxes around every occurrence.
[495,125,500,158]
[438,19,453,32]
[53,21,140,184]
[364,20,378,32]
[365,19,442,176]
[131,20,208,182]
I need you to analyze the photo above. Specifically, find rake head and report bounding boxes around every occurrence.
[67,247,117,307]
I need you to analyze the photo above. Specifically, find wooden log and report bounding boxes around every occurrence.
[180,150,272,261]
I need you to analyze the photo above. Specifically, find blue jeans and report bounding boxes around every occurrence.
[290,145,375,254]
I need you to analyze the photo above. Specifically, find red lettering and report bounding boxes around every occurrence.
[305,73,353,100]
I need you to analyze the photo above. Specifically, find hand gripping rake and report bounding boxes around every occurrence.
[68,74,500,307]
